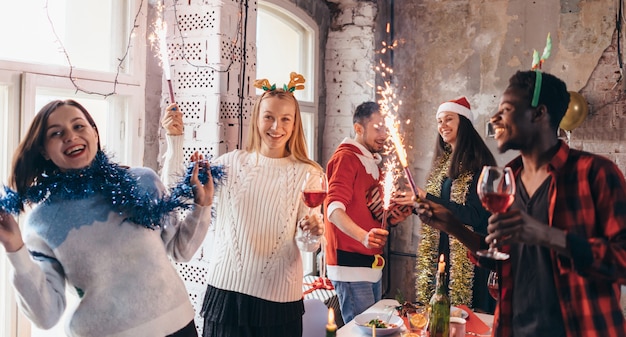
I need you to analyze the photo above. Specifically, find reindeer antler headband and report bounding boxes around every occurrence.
[530,33,552,107]
[253,72,306,93]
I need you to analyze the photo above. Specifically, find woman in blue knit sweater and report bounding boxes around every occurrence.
[0,99,213,337]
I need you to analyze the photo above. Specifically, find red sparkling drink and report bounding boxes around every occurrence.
[488,284,499,300]
[302,190,327,208]
[481,192,514,213]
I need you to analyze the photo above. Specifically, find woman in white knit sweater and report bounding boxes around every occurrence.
[0,99,213,337]
[161,74,324,337]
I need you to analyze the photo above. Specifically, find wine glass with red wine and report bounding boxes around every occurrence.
[296,171,328,252]
[487,271,499,300]
[476,166,515,260]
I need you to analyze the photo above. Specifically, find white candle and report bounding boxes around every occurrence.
[438,254,446,273]
[326,308,337,332]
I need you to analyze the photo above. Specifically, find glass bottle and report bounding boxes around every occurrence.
[428,254,450,337]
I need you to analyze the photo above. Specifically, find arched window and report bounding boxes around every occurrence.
[257,0,320,276]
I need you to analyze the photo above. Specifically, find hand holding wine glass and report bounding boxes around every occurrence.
[476,166,515,260]
[297,171,328,252]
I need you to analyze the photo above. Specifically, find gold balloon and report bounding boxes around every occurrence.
[560,91,588,131]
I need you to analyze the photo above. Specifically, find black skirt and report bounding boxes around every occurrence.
[201,284,304,327]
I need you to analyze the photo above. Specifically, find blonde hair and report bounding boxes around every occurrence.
[245,89,321,170]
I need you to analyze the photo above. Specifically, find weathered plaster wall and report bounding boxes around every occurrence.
[574,31,626,169]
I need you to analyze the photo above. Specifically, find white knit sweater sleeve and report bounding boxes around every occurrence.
[163,204,212,262]
[161,134,185,187]
[7,244,67,329]
[137,166,211,262]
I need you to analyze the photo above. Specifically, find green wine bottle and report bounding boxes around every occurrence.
[428,254,450,337]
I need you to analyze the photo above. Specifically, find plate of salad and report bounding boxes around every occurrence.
[354,312,404,336]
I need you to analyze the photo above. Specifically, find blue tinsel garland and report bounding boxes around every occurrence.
[0,151,224,229]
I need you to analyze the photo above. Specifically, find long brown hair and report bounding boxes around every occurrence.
[433,115,496,178]
[9,99,101,195]
[245,89,321,169]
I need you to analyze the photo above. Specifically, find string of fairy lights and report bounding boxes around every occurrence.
[43,0,144,97]
[43,0,246,98]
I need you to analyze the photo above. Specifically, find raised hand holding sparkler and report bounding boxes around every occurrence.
[162,103,183,136]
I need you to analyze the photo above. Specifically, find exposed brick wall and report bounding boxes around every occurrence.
[322,0,378,164]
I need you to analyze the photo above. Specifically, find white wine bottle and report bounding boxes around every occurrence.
[428,254,450,337]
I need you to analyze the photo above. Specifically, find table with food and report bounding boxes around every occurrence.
[336,299,493,337]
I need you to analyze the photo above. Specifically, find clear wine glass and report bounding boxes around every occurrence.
[476,166,515,260]
[487,271,499,301]
[296,171,328,252]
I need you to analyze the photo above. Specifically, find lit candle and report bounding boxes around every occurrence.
[438,254,446,273]
[326,308,337,337]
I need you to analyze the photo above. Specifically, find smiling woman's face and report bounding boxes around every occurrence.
[437,111,460,148]
[41,105,100,171]
[257,95,296,158]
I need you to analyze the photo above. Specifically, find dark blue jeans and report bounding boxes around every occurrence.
[333,279,382,323]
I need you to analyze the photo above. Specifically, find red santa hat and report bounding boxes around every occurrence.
[436,96,474,124]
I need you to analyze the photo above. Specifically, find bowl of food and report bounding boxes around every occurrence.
[354,312,404,336]
[451,306,469,319]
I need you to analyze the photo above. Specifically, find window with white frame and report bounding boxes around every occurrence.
[0,70,20,337]
[1,1,130,73]
[0,0,146,336]
[257,0,320,275]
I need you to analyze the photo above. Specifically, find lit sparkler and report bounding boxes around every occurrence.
[376,66,419,199]
[380,160,395,229]
[373,22,419,200]
[384,110,419,199]
[149,3,175,103]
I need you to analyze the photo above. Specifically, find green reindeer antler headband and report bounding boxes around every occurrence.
[530,33,552,107]
[253,72,306,93]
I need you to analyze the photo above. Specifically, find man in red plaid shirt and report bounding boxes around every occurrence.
[415,70,626,337]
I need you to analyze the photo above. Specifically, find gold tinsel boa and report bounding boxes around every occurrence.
[415,151,475,306]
